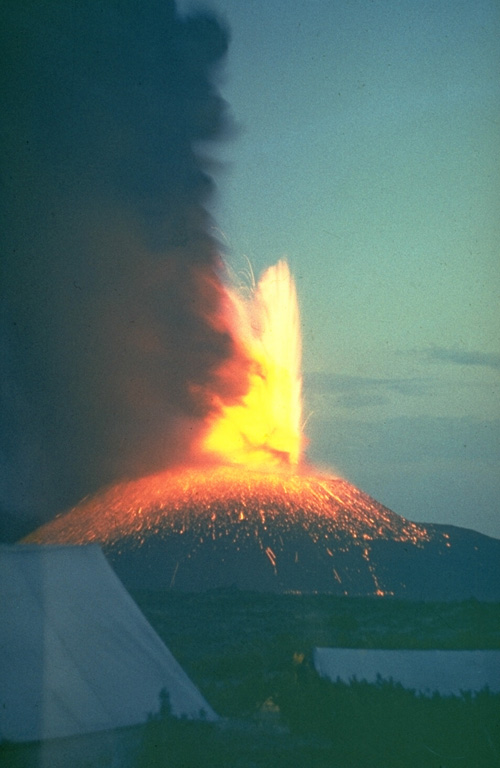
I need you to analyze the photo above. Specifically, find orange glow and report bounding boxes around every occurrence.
[200,260,304,468]
[23,465,430,550]
[23,464,432,596]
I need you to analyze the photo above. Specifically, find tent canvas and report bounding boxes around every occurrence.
[313,647,500,696]
[0,544,217,745]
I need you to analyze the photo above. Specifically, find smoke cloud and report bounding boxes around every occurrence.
[1,0,248,534]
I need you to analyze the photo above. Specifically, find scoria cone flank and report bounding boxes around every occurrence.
[23,466,500,600]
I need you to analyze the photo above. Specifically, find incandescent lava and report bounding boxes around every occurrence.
[23,464,500,600]
[20,262,500,599]
[22,464,427,595]
[22,465,428,548]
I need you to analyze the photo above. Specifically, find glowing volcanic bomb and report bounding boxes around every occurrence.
[24,262,500,599]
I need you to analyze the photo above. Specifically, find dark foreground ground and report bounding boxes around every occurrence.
[133,591,500,767]
[2,592,498,767]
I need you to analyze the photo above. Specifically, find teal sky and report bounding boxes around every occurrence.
[180,0,500,537]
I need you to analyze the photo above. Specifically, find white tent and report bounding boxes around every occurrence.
[0,544,216,750]
[313,647,500,696]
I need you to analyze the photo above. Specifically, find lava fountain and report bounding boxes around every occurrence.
[27,260,489,599]
[201,259,304,468]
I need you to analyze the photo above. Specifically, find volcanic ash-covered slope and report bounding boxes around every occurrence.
[23,466,500,599]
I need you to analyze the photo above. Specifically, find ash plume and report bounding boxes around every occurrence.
[0,0,247,534]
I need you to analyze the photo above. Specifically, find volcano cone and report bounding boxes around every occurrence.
[23,466,500,600]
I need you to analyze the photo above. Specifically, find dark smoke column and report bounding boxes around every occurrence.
[0,0,246,536]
